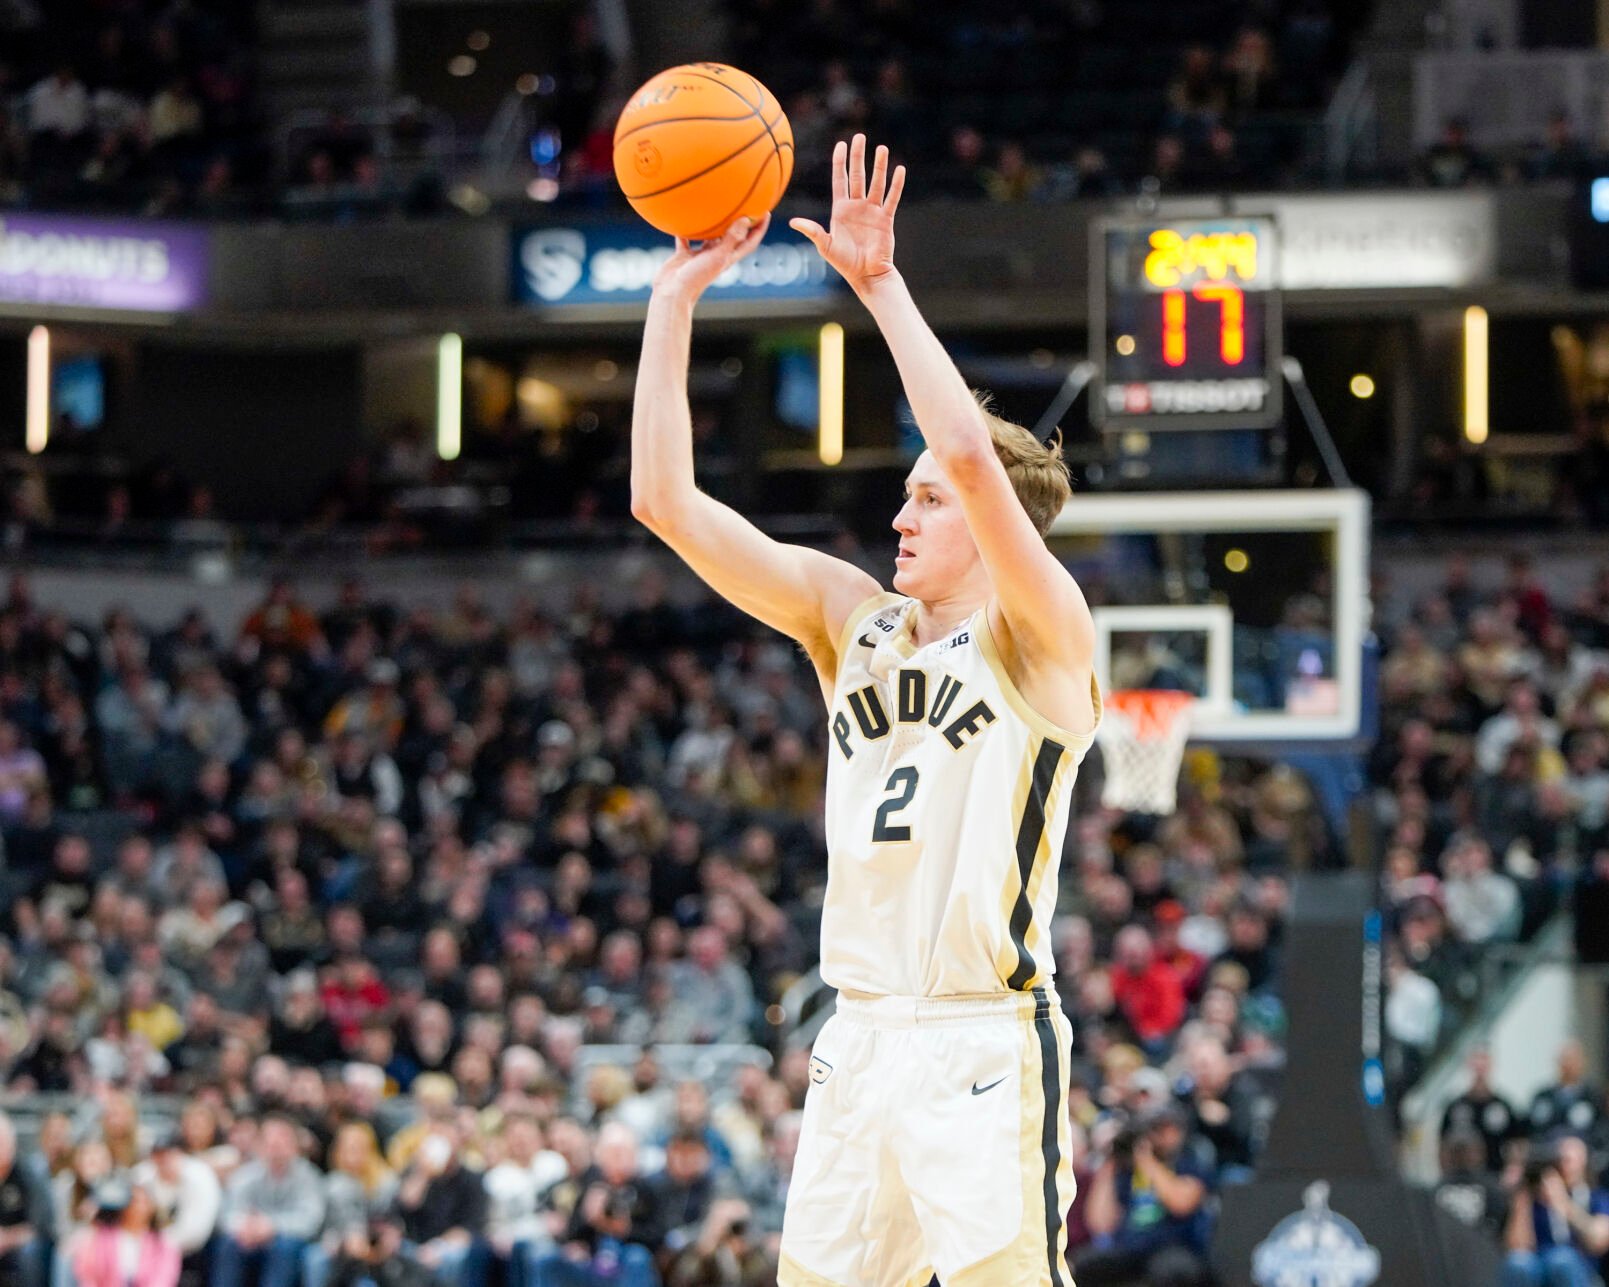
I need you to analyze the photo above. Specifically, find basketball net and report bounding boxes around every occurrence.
[1095,689,1195,815]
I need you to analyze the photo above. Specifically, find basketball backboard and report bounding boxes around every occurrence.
[1052,488,1371,746]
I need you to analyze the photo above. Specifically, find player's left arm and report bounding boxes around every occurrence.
[792,135,1095,682]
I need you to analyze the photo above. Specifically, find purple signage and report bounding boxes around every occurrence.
[0,213,208,312]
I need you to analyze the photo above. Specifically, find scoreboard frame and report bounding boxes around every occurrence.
[1090,215,1283,432]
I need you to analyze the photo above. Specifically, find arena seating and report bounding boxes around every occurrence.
[0,568,1291,1285]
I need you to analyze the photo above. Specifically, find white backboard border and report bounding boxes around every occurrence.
[1055,488,1371,744]
[1094,604,1235,734]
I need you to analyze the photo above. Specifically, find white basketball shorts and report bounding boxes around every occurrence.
[777,987,1076,1287]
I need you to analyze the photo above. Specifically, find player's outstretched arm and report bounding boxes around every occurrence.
[631,216,879,685]
[793,136,1094,676]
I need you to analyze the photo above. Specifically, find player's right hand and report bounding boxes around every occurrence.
[653,214,770,300]
[790,133,906,296]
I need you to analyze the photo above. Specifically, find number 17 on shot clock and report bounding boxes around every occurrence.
[1092,215,1282,430]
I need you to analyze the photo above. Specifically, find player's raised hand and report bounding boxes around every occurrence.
[652,214,770,300]
[790,134,906,295]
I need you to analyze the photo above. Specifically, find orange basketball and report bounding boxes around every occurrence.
[614,63,793,241]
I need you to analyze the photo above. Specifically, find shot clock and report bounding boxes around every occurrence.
[1092,216,1281,430]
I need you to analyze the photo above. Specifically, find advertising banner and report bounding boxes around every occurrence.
[0,213,210,311]
[513,221,836,307]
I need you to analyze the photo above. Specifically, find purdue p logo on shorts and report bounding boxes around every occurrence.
[808,1056,833,1085]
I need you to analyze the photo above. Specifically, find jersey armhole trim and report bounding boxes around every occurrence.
[976,610,1102,748]
[832,591,906,685]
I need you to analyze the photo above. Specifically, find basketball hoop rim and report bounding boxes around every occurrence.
[1101,688,1196,742]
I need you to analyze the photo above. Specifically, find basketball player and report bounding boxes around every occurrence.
[631,134,1098,1286]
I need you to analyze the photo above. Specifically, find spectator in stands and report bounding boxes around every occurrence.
[394,1123,489,1286]
[239,581,325,661]
[1441,1047,1521,1175]
[305,1122,396,1287]
[0,1111,48,1287]
[650,1128,723,1267]
[983,141,1042,202]
[664,1197,770,1286]
[1165,45,1227,137]
[1109,926,1188,1054]
[1502,1134,1609,1287]
[661,928,755,1045]
[1221,27,1278,121]
[1529,110,1595,183]
[483,1110,563,1278]
[1422,117,1494,187]
[68,1176,181,1287]
[1383,946,1441,1093]
[1077,1103,1214,1287]
[1476,682,1561,777]
[166,665,248,766]
[0,569,1295,1287]
[930,125,989,199]
[0,720,46,828]
[531,1121,660,1287]
[1529,1041,1599,1139]
[1435,1130,1508,1240]
[1179,1036,1262,1181]
[25,63,90,145]
[131,1132,219,1283]
[213,1114,326,1287]
[1216,902,1278,994]
[1442,837,1520,946]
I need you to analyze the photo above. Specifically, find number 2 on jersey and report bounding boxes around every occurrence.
[871,766,920,842]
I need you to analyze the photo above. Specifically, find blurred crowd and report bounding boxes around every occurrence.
[1435,1040,1609,1287]
[10,0,1599,227]
[0,0,264,217]
[0,565,1292,1286]
[1372,554,1609,1098]
[726,0,1350,201]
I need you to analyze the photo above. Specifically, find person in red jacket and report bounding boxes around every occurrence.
[319,952,391,1052]
[1108,925,1187,1054]
[1152,900,1208,1001]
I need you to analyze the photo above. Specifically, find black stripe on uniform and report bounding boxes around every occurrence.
[1005,739,1066,990]
[1033,986,1067,1287]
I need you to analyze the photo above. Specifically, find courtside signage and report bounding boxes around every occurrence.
[0,214,209,311]
[1252,1182,1381,1287]
[513,223,836,307]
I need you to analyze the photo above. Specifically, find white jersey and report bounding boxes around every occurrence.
[820,593,1100,997]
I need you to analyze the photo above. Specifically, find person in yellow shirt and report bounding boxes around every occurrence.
[122,972,184,1053]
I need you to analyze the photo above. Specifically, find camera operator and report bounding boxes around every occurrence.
[665,1198,773,1287]
[528,1122,662,1287]
[327,1210,433,1287]
[1502,1134,1609,1287]
[1075,1103,1215,1287]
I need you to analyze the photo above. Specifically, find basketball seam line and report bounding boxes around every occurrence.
[747,73,787,163]
[689,136,783,240]
[689,106,792,238]
[614,111,759,147]
[751,103,790,184]
[621,122,775,201]
[676,68,766,113]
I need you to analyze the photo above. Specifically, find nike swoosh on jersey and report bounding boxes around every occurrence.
[857,633,877,649]
[971,1076,1008,1096]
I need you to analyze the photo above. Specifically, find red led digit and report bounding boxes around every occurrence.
[1192,283,1245,365]
[1162,289,1187,366]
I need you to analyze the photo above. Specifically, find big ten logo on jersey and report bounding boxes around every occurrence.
[832,665,997,759]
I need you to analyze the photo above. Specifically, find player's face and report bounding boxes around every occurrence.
[891,451,980,598]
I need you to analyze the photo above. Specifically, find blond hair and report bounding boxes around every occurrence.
[974,391,1071,536]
